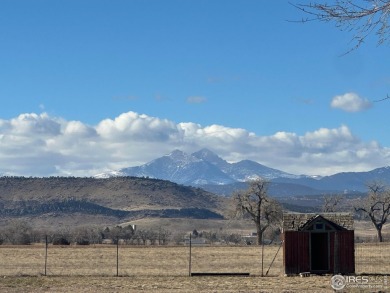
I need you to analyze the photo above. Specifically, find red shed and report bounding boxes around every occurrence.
[282,213,354,275]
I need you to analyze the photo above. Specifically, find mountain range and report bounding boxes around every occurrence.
[96,148,390,196]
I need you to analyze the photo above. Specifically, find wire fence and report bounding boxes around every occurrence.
[355,242,390,275]
[0,241,389,277]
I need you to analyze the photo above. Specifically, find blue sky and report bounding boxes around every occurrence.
[0,0,389,177]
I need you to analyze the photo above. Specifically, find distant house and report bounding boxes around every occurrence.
[282,213,355,275]
[184,237,207,245]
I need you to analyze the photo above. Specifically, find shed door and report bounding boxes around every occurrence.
[311,232,329,271]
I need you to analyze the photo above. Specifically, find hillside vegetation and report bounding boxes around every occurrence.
[0,176,227,227]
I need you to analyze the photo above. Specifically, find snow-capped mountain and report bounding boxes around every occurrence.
[191,149,299,180]
[115,149,234,185]
[95,148,299,185]
[95,149,390,195]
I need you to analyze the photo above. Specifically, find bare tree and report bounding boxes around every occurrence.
[355,181,390,242]
[157,227,171,245]
[51,227,72,245]
[1,220,33,245]
[147,230,159,245]
[232,179,282,245]
[72,226,104,245]
[135,229,149,245]
[292,1,390,51]
[322,194,344,212]
[104,225,135,244]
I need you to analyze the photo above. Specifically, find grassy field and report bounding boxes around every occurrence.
[0,243,389,292]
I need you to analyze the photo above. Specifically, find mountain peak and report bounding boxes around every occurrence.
[166,149,186,158]
[192,148,229,169]
[193,148,219,160]
[163,149,201,165]
[95,148,301,186]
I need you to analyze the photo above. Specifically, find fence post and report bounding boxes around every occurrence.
[189,233,192,277]
[116,236,119,277]
[261,233,264,277]
[44,235,48,276]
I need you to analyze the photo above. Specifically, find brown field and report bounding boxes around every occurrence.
[0,243,389,292]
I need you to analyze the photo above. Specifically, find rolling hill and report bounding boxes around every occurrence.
[0,176,227,227]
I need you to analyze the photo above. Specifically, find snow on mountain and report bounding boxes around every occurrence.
[110,149,234,185]
[227,159,300,181]
[94,170,127,179]
[192,148,230,171]
[95,148,301,185]
[94,149,390,194]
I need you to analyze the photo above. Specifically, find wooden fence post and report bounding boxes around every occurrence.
[189,234,192,277]
[116,236,119,277]
[44,235,48,276]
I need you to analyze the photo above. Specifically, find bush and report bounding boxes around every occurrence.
[2,220,32,245]
[52,237,71,245]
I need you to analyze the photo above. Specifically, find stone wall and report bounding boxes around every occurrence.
[282,212,354,232]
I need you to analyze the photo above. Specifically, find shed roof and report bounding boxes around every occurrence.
[299,214,347,231]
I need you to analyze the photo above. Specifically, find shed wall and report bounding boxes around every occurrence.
[283,230,355,275]
[336,230,355,274]
[283,231,309,274]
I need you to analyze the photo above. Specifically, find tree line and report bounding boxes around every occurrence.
[0,222,172,246]
[0,221,263,246]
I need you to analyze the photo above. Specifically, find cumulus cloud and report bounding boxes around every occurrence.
[331,92,372,112]
[96,112,179,141]
[0,111,389,177]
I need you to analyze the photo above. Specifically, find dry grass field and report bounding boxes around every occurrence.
[0,243,389,292]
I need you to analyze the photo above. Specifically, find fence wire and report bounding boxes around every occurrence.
[355,242,390,275]
[0,242,389,277]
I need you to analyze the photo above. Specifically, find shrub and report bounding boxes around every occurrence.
[52,237,71,245]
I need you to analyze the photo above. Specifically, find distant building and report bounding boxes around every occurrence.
[184,237,207,245]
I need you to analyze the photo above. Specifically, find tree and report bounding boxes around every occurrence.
[322,194,344,212]
[232,179,282,245]
[50,227,72,245]
[147,230,159,245]
[104,225,135,244]
[134,229,149,245]
[72,226,103,245]
[1,220,33,245]
[355,181,390,242]
[157,227,171,245]
[293,1,390,51]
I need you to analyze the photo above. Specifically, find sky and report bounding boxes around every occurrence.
[0,0,389,177]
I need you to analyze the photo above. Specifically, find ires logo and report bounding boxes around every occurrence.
[331,275,387,291]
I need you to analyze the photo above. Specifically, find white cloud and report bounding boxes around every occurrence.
[186,96,207,104]
[331,92,372,112]
[96,112,180,142]
[0,111,389,177]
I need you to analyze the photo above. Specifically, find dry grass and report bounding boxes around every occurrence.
[0,245,283,277]
[0,275,343,293]
[355,242,390,274]
[0,243,389,292]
